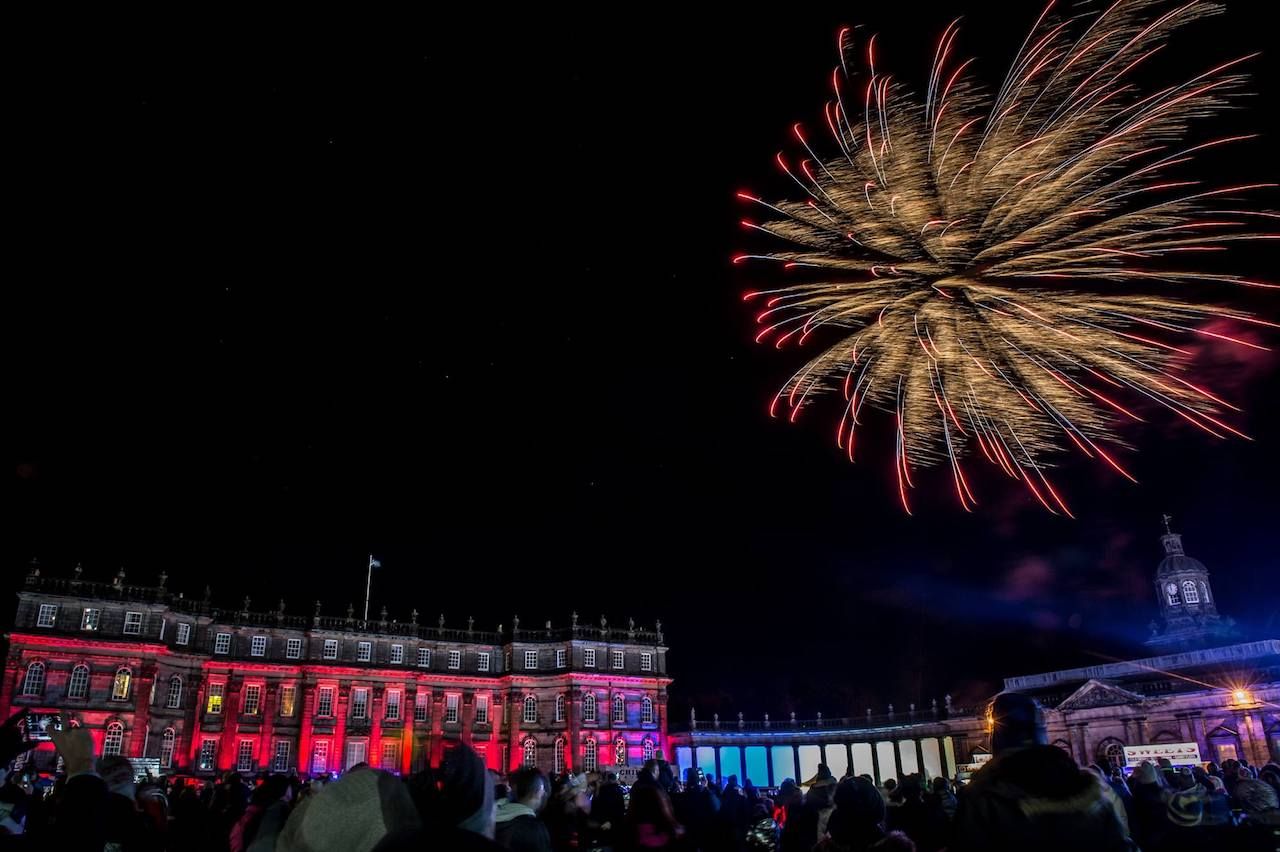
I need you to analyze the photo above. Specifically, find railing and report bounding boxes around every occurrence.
[21,570,657,646]
[512,625,665,645]
[679,708,976,734]
[24,575,172,604]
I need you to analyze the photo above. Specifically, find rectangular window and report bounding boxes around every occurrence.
[317,686,334,717]
[641,652,653,672]
[207,682,225,714]
[478,652,490,672]
[448,650,461,670]
[243,684,262,716]
[352,687,369,720]
[524,650,538,670]
[584,648,596,668]
[323,639,338,660]
[82,608,101,631]
[475,694,490,725]
[417,647,431,668]
[280,686,297,717]
[345,740,366,770]
[357,641,372,662]
[198,738,218,771]
[176,623,191,645]
[214,633,231,655]
[390,644,404,665]
[286,638,302,659]
[381,741,400,771]
[251,636,268,657]
[414,692,428,723]
[312,740,329,774]
[612,650,624,669]
[272,741,291,772]
[386,689,401,721]
[123,612,143,635]
[37,604,57,628]
[556,649,567,669]
[445,693,460,724]
[237,740,254,772]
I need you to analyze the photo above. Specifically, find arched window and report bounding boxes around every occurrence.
[641,697,654,724]
[67,664,90,699]
[111,667,132,701]
[1165,582,1181,607]
[103,721,125,756]
[642,738,655,762]
[522,737,537,767]
[165,675,183,709]
[555,694,566,722]
[21,662,45,696]
[614,737,627,766]
[554,737,567,774]
[584,737,597,773]
[1102,741,1126,770]
[612,694,626,724]
[583,693,597,723]
[1182,581,1200,604]
[160,728,177,768]
[1200,582,1211,603]
[523,695,538,724]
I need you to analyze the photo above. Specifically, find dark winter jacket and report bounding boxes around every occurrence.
[949,745,1136,852]
[494,802,553,852]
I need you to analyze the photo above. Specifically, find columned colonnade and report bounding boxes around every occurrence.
[673,725,980,787]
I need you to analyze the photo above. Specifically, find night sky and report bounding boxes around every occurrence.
[12,4,1279,724]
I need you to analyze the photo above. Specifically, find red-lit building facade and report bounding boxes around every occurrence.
[1,567,671,777]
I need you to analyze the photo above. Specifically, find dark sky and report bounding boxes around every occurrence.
[12,4,1279,723]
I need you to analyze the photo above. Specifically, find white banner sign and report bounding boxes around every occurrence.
[1122,742,1201,767]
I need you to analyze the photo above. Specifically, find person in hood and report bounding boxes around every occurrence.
[949,692,1135,852]
[495,767,553,852]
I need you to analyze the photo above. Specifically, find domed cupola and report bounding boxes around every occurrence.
[1146,514,1234,651]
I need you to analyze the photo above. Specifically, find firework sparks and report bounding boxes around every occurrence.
[739,0,1274,514]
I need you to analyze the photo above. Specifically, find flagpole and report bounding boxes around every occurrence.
[364,554,373,622]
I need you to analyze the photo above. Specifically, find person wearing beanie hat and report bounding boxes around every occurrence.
[1161,780,1236,848]
[950,693,1134,852]
[815,777,915,852]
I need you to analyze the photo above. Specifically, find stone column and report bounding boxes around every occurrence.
[567,687,581,773]
[217,678,242,770]
[130,665,156,757]
[259,684,277,771]
[401,687,416,776]
[656,689,669,757]
[506,690,522,772]
[430,690,447,767]
[0,651,20,719]
[871,740,883,785]
[183,674,207,769]
[333,684,350,770]
[370,686,384,768]
[461,691,475,747]
[914,739,925,780]
[297,684,316,774]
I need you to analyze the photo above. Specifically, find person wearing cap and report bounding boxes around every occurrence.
[949,692,1134,852]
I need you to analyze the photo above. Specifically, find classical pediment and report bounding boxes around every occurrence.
[1055,679,1147,712]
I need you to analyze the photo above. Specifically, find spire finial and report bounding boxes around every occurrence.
[1162,512,1174,535]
